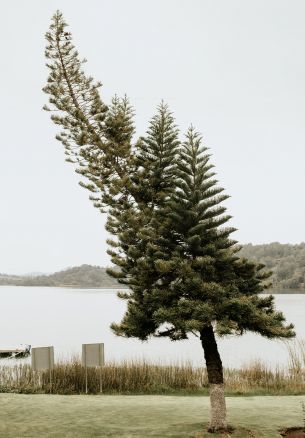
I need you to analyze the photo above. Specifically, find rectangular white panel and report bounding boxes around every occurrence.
[31,346,54,371]
[82,343,104,367]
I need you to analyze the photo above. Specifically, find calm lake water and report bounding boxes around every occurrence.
[0,287,304,368]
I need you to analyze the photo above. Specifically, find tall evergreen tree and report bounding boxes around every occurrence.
[111,127,295,430]
[43,12,295,432]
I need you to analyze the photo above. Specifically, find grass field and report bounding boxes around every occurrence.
[0,394,304,437]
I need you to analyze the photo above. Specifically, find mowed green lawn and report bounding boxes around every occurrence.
[0,394,304,437]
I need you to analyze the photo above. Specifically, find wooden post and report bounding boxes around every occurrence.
[49,347,52,394]
[85,365,88,394]
[99,366,103,393]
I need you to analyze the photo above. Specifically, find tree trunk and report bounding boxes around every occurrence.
[200,325,227,432]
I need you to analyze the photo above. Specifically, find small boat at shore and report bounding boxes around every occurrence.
[0,345,31,358]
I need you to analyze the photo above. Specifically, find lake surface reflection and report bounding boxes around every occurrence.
[0,287,304,368]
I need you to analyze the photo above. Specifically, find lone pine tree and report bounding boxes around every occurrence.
[44,11,295,432]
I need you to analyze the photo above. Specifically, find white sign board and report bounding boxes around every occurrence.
[31,346,54,371]
[82,343,104,368]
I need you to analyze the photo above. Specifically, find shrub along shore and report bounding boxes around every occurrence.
[0,341,304,396]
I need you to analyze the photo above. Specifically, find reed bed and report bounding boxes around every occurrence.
[0,341,305,395]
[0,360,207,395]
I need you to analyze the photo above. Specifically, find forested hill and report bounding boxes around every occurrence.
[239,242,305,290]
[0,265,123,288]
[0,243,304,290]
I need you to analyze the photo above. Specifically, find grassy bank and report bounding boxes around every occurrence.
[1,341,304,396]
[0,394,304,437]
[0,360,304,396]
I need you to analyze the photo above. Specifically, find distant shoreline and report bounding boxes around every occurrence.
[1,246,305,292]
[0,284,303,293]
[0,285,128,290]
[0,265,122,289]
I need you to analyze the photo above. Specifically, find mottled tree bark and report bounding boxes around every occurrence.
[200,325,227,432]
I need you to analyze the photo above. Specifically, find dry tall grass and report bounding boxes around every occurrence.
[0,341,304,395]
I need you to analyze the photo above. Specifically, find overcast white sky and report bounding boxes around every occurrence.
[1,1,305,274]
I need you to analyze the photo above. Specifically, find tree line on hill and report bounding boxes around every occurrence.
[0,243,304,290]
[239,242,305,290]
[0,265,121,288]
